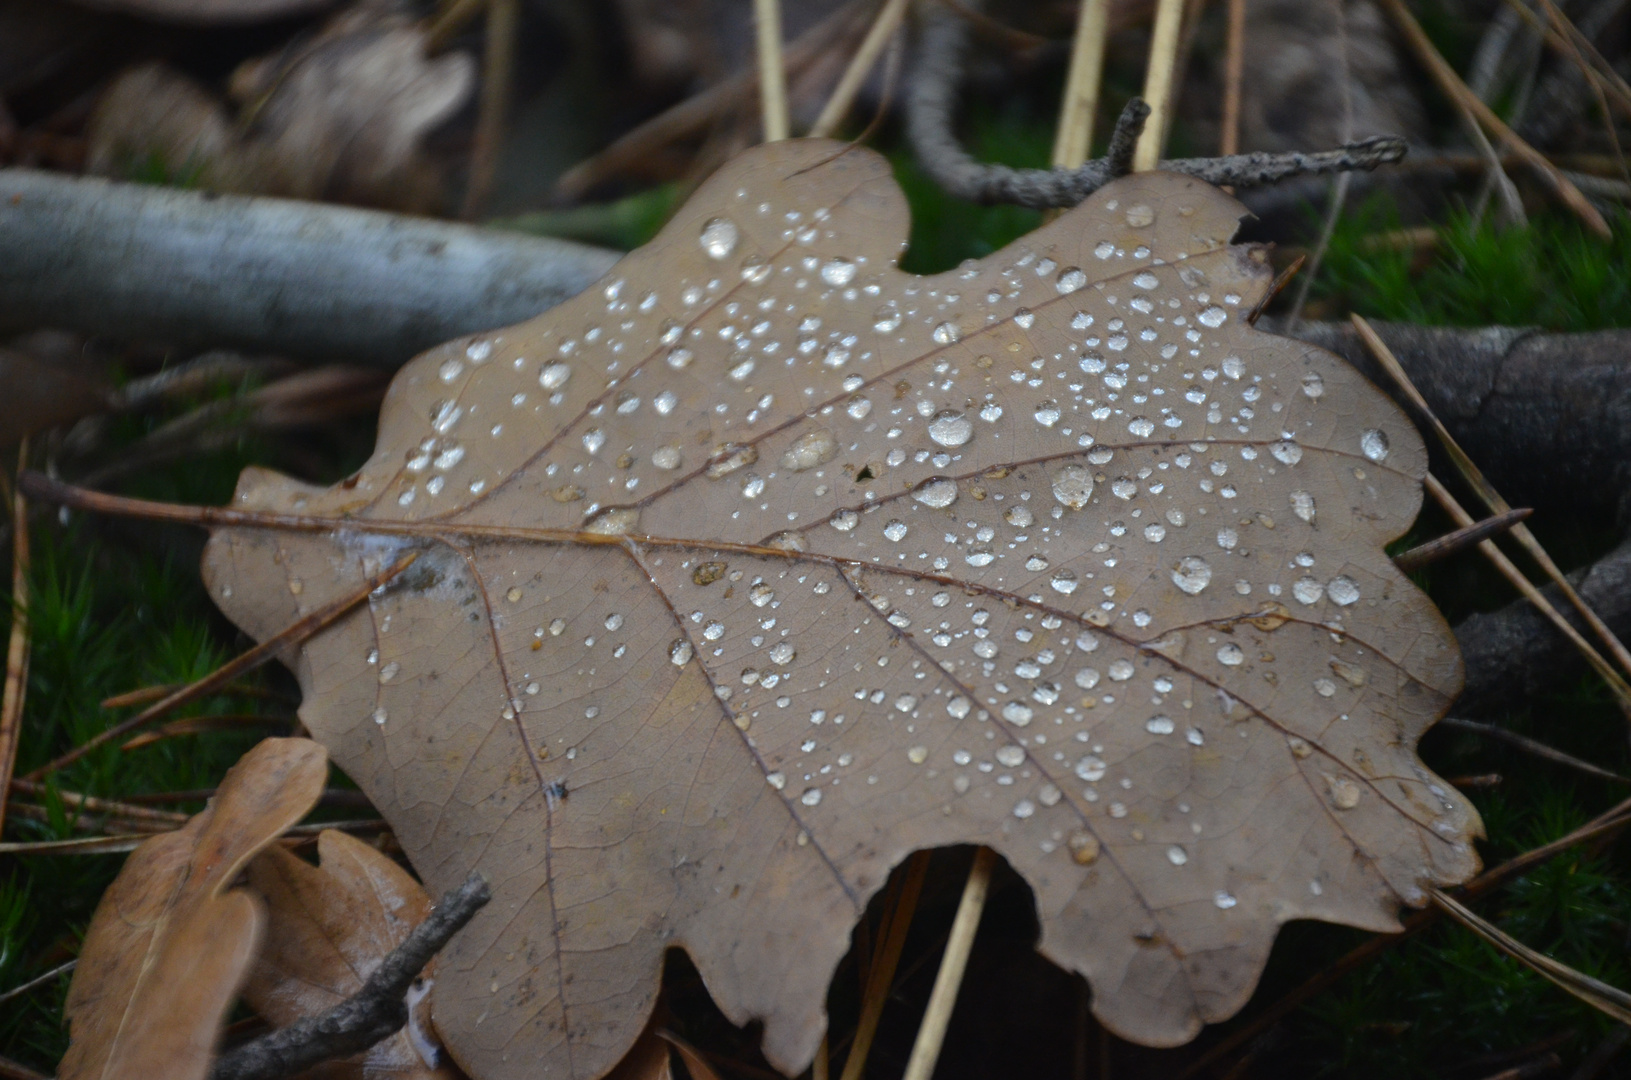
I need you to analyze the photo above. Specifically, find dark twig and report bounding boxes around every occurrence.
[1393,508,1534,572]
[906,0,1408,209]
[1104,99,1149,179]
[1438,717,1631,784]
[210,872,491,1080]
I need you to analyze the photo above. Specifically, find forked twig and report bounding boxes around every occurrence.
[754,0,790,142]
[901,847,997,1080]
[1392,507,1533,572]
[20,546,417,781]
[210,872,491,1080]
[907,0,1408,209]
[809,0,910,138]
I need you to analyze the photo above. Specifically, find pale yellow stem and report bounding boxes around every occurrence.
[901,847,997,1080]
[1052,0,1112,168]
[1133,0,1186,170]
[755,0,791,142]
[809,0,910,139]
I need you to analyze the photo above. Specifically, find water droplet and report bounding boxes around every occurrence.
[1012,799,1036,819]
[1328,777,1361,809]
[1034,401,1061,427]
[1167,846,1188,866]
[1328,576,1360,606]
[1216,643,1244,666]
[1125,204,1155,227]
[1145,715,1175,735]
[846,397,873,421]
[439,358,465,382]
[830,510,859,531]
[767,771,787,790]
[701,216,738,259]
[1005,506,1033,528]
[927,410,973,448]
[1070,833,1101,864]
[431,400,462,434]
[979,402,1003,422]
[821,258,856,286]
[379,661,400,683]
[540,362,571,390]
[1056,267,1086,293]
[1292,576,1324,604]
[1290,490,1316,523]
[769,642,796,665]
[908,746,929,764]
[706,444,758,478]
[1172,556,1213,595]
[1014,308,1035,329]
[1002,701,1034,726]
[583,428,605,455]
[585,507,640,535]
[801,787,823,807]
[781,429,837,471]
[372,707,387,725]
[883,520,908,542]
[703,622,725,641]
[1108,659,1134,681]
[913,478,959,508]
[1075,668,1100,689]
[1198,306,1227,328]
[1050,571,1079,595]
[874,307,902,333]
[947,696,971,718]
[1052,464,1094,509]
[932,321,960,345]
[996,745,1025,767]
[1361,428,1390,461]
[669,639,694,665]
[506,587,523,602]
[1214,892,1237,909]
[1144,524,1167,542]
[1128,416,1154,437]
[666,347,694,370]
[1271,441,1302,465]
[741,256,771,284]
[1301,372,1325,399]
[652,446,682,470]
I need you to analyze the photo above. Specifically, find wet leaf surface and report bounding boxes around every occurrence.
[60,738,328,1080]
[203,140,1479,1080]
[244,829,461,1080]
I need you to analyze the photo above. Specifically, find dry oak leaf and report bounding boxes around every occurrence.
[202,139,1481,1080]
[60,738,328,1080]
[244,828,463,1080]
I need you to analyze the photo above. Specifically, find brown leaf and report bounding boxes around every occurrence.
[203,141,1480,1080]
[243,829,460,1080]
[60,738,328,1080]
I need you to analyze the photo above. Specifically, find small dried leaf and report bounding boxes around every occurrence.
[243,830,460,1080]
[60,738,328,1080]
[205,142,1479,1080]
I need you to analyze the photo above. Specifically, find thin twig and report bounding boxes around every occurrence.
[1437,717,1630,784]
[460,0,517,220]
[809,0,910,138]
[754,0,790,142]
[1392,507,1533,572]
[8,778,191,825]
[1353,315,1631,695]
[0,959,76,1008]
[906,0,1408,209]
[1134,0,1187,170]
[0,437,30,837]
[838,851,930,1080]
[1373,0,1610,236]
[1105,99,1150,179]
[210,872,490,1080]
[1220,0,1246,156]
[1286,0,1356,326]
[21,552,418,781]
[1424,472,1631,719]
[1052,0,1112,169]
[901,847,996,1080]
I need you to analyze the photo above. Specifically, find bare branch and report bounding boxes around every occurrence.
[210,872,491,1080]
[905,0,1408,209]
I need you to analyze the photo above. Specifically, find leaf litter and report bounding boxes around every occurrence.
[201,140,1481,1079]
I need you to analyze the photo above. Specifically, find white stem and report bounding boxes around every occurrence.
[755,0,791,141]
[900,847,996,1080]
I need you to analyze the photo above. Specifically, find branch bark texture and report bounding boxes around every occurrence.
[0,169,619,367]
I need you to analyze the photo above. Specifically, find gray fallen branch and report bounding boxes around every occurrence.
[0,170,619,367]
[209,871,490,1080]
[904,0,1408,209]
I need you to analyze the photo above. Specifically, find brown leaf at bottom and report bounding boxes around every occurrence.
[59,738,329,1080]
[243,830,461,1079]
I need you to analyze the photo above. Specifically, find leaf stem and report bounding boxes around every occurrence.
[901,847,996,1080]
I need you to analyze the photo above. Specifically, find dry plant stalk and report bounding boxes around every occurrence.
[1373,0,1610,236]
[900,847,997,1080]
[1422,472,1631,715]
[1352,316,1631,694]
[809,0,910,139]
[1053,0,1113,169]
[755,0,790,141]
[460,0,518,219]
[1391,507,1532,572]
[0,439,31,837]
[1133,0,1187,170]
[839,852,930,1080]
[1220,0,1246,156]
